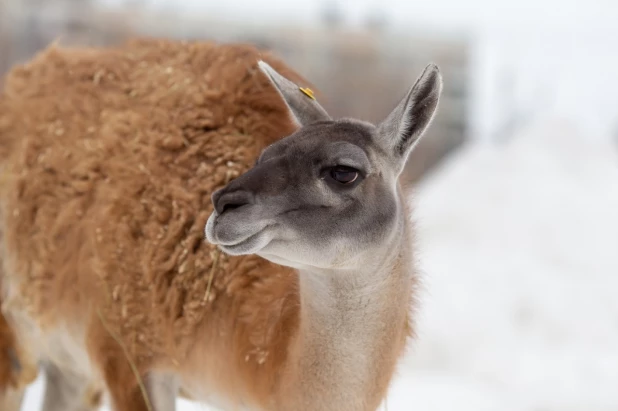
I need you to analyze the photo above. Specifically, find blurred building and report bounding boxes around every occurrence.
[0,0,469,184]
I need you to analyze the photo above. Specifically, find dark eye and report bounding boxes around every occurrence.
[329,166,359,184]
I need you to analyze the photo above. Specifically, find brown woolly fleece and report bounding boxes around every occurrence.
[0,39,314,409]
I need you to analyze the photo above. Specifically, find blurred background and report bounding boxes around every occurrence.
[1,0,617,410]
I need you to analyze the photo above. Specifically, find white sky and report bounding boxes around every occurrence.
[101,0,618,34]
[96,0,618,139]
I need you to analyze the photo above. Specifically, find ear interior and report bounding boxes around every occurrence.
[377,64,443,164]
[258,61,331,127]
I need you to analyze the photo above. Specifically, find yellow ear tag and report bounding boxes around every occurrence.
[299,87,316,100]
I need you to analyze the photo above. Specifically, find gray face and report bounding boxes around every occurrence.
[206,120,397,268]
[205,62,442,270]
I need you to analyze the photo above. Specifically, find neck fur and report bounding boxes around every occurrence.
[280,217,414,410]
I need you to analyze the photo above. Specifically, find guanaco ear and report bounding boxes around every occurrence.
[258,61,331,127]
[376,63,442,174]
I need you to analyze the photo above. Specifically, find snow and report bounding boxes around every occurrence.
[404,118,618,411]
[21,118,618,410]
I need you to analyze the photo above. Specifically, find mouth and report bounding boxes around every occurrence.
[204,212,272,256]
[217,229,268,255]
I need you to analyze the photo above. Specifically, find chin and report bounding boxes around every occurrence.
[257,241,338,271]
[257,252,304,269]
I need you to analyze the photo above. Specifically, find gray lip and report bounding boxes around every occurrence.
[204,212,218,244]
[217,230,267,255]
[205,211,273,252]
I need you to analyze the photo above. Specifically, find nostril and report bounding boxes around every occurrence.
[222,202,242,214]
[214,190,252,215]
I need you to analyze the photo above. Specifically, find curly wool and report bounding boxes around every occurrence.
[0,39,305,377]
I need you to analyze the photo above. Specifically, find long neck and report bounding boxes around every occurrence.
[279,225,415,410]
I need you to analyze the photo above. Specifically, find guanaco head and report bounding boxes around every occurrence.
[205,61,442,270]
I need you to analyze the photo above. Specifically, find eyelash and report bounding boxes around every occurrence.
[322,165,363,186]
[254,157,364,187]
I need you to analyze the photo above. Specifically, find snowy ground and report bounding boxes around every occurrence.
[403,119,618,411]
[21,118,618,410]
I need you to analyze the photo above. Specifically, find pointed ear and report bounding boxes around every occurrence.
[258,60,331,127]
[376,63,442,172]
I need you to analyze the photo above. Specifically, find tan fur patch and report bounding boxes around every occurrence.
[0,39,306,406]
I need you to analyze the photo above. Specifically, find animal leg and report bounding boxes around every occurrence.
[41,362,99,411]
[0,313,37,411]
[0,386,24,411]
[144,372,178,411]
[103,367,178,411]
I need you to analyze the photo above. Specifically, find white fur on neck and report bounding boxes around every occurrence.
[286,220,411,410]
